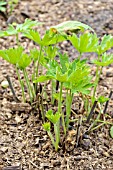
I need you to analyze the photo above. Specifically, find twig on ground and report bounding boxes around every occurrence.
[76,116,82,147]
[6,75,20,102]
[29,161,39,169]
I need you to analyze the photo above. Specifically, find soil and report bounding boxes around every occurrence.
[0,0,113,170]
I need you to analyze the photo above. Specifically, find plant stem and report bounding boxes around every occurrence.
[66,89,73,131]
[16,67,26,102]
[92,107,103,127]
[54,124,59,151]
[32,61,36,82]
[37,46,43,71]
[39,94,45,122]
[47,131,55,149]
[57,82,62,140]
[59,82,66,135]
[58,82,63,112]
[90,122,105,131]
[69,118,87,122]
[35,46,43,93]
[83,94,90,114]
[25,69,35,98]
[23,69,34,103]
[57,82,63,138]
[78,52,82,60]
[93,54,102,99]
[43,83,48,101]
[95,120,113,125]
[16,34,20,46]
[51,80,56,104]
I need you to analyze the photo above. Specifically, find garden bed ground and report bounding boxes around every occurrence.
[0,0,113,169]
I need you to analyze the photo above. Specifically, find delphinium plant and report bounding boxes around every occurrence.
[0,19,43,103]
[67,29,113,139]
[0,19,113,151]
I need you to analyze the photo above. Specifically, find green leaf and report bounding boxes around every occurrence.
[30,48,40,62]
[23,29,42,45]
[97,34,113,55]
[24,29,65,46]
[30,48,47,67]
[110,126,113,138]
[45,46,58,60]
[50,20,94,34]
[63,60,92,94]
[0,6,6,12]
[42,30,66,46]
[59,53,69,73]
[68,34,79,51]
[0,46,31,69]
[46,110,61,124]
[46,60,59,77]
[16,19,43,32]
[17,53,31,70]
[70,80,93,94]
[93,53,113,66]
[53,93,64,101]
[43,122,51,131]
[0,50,9,61]
[33,75,54,83]
[0,46,23,65]
[3,25,17,36]
[56,67,68,82]
[67,65,90,83]
[0,30,6,37]
[97,96,109,104]
[0,1,7,12]
[0,19,43,37]
[0,1,7,6]
[9,0,19,4]
[68,33,98,53]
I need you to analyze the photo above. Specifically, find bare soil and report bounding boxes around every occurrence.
[0,0,113,170]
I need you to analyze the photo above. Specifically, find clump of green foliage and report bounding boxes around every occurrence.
[0,19,113,151]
